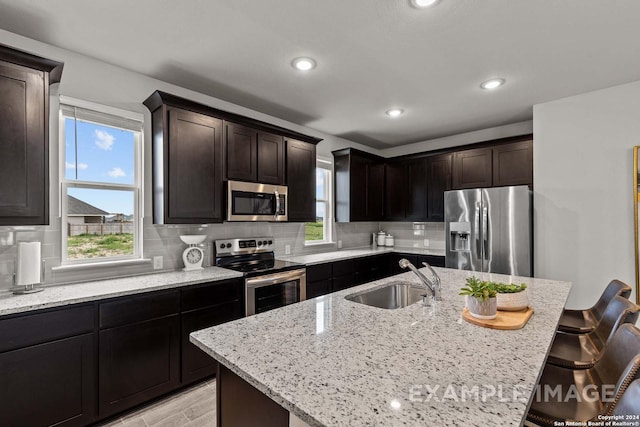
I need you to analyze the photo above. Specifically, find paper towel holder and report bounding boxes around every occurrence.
[11,259,45,295]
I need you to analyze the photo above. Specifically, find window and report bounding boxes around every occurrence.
[60,98,143,263]
[305,160,332,244]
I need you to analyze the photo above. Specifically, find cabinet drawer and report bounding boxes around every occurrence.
[99,290,180,329]
[332,274,355,292]
[0,305,94,353]
[332,259,355,277]
[306,263,332,282]
[182,279,243,312]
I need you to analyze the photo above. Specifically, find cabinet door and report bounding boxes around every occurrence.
[182,302,243,385]
[384,162,406,220]
[349,156,369,221]
[452,147,493,189]
[99,315,180,417]
[0,61,48,225]
[492,140,533,187]
[257,131,284,184]
[286,139,316,222]
[0,333,95,427]
[390,253,419,275]
[418,255,445,268]
[306,280,332,298]
[367,162,385,221]
[226,122,257,182]
[167,108,223,223]
[427,154,452,221]
[406,159,428,221]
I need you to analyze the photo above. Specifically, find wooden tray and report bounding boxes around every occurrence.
[462,307,534,330]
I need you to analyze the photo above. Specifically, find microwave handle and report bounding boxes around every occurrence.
[274,189,280,218]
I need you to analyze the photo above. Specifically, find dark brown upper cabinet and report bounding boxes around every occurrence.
[333,148,384,222]
[452,139,533,190]
[492,139,533,187]
[144,91,321,224]
[384,158,428,221]
[225,122,257,182]
[286,139,316,222]
[145,100,224,224]
[452,147,493,189]
[0,45,63,226]
[225,123,284,185]
[384,161,407,221]
[426,153,452,221]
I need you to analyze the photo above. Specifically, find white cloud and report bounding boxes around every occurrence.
[108,167,126,178]
[95,129,115,150]
[65,162,88,170]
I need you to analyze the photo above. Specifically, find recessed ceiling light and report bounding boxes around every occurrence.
[292,57,316,71]
[386,108,405,118]
[480,78,506,90]
[410,0,439,8]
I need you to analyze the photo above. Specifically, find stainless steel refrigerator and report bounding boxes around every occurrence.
[444,185,532,276]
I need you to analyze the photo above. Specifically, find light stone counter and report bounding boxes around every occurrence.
[191,268,571,427]
[280,246,445,266]
[0,267,243,317]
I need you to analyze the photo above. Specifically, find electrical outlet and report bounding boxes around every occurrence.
[285,244,291,255]
[153,256,163,270]
[337,240,343,249]
[423,239,430,247]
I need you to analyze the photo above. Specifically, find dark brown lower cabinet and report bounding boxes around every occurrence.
[99,315,180,417]
[391,253,445,274]
[0,333,95,427]
[218,364,288,427]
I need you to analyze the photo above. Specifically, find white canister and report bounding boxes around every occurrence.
[376,231,386,246]
[384,234,394,247]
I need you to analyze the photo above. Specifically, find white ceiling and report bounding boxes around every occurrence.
[1,0,639,148]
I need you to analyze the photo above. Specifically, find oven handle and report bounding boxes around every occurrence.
[246,269,306,289]
[274,189,280,219]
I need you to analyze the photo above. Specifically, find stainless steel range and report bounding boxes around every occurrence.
[214,237,306,316]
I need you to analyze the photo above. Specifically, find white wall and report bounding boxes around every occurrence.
[533,80,640,308]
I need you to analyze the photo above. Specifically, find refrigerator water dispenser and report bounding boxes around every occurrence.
[449,222,471,251]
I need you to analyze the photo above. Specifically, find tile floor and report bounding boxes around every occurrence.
[98,379,216,427]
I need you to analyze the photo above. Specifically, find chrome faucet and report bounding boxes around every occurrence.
[398,258,442,302]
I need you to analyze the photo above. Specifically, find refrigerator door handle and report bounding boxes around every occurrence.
[483,205,489,265]
[475,202,482,259]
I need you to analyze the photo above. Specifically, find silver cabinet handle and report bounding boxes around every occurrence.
[475,202,481,259]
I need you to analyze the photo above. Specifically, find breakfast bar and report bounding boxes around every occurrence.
[191,267,572,426]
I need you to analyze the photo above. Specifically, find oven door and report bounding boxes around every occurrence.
[245,269,306,316]
[227,180,288,222]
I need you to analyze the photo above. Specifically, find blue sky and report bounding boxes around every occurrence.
[65,118,135,215]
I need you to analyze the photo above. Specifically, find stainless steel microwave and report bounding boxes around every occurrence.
[226,180,288,221]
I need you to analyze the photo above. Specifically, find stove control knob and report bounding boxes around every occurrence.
[219,243,225,249]
[262,240,268,246]
[268,240,273,245]
[257,241,263,246]
[226,243,232,249]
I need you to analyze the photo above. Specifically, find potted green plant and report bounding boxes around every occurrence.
[459,277,497,319]
[494,282,529,311]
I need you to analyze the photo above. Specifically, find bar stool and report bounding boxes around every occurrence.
[611,379,640,416]
[526,324,640,426]
[558,279,632,334]
[547,296,639,369]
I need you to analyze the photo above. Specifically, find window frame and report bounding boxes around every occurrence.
[305,158,333,245]
[59,96,143,265]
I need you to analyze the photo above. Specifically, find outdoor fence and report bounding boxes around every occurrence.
[68,223,134,236]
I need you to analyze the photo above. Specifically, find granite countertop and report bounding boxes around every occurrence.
[280,246,445,266]
[0,267,243,317]
[191,268,571,427]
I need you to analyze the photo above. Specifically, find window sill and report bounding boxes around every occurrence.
[304,241,336,247]
[52,258,152,272]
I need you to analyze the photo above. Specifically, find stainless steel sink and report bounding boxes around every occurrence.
[345,282,426,309]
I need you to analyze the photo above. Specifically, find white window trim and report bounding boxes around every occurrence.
[305,157,334,246]
[59,97,144,265]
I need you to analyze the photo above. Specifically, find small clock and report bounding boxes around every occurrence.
[180,235,206,271]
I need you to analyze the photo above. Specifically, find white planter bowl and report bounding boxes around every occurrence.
[496,289,529,311]
[466,296,497,319]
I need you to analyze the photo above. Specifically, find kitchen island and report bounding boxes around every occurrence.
[191,268,571,426]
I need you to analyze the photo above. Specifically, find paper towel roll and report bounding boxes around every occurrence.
[16,242,41,286]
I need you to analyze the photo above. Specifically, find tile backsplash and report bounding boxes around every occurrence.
[0,217,391,290]
[379,222,446,250]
